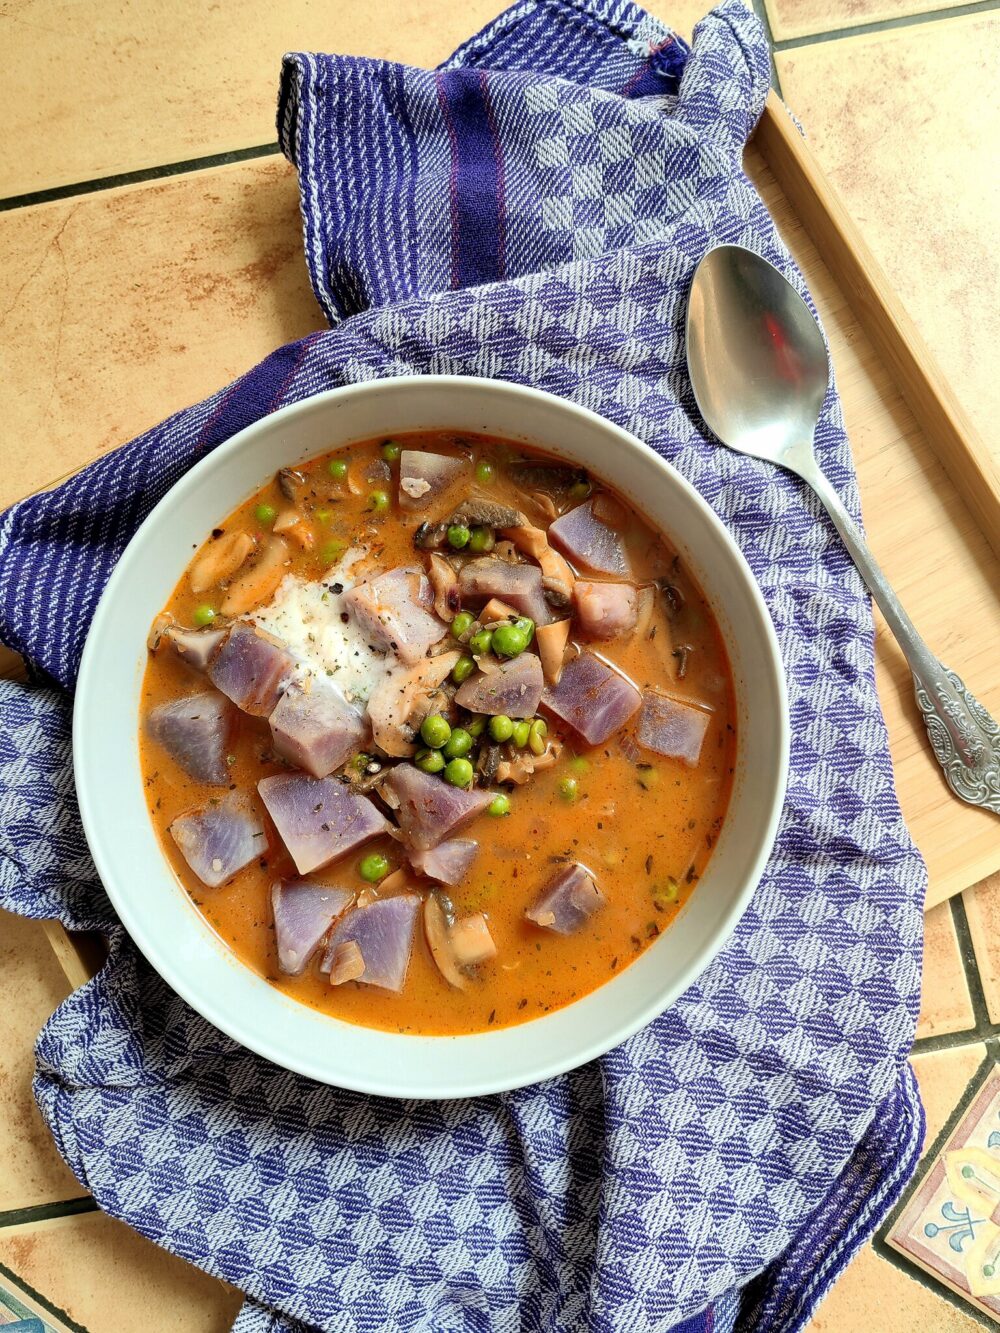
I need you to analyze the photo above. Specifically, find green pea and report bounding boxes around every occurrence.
[488,714,514,743]
[444,757,474,788]
[465,716,486,738]
[327,458,348,480]
[314,508,332,523]
[451,655,476,685]
[443,728,473,760]
[367,489,390,515]
[528,718,548,755]
[447,524,471,550]
[468,526,495,554]
[513,616,535,641]
[558,776,579,802]
[320,539,346,565]
[469,629,493,656]
[475,460,494,485]
[415,747,446,774]
[488,794,510,817]
[451,611,474,639]
[511,720,531,748]
[492,624,528,659]
[419,714,451,749]
[192,604,217,627]
[381,440,401,462]
[569,479,592,500]
[359,852,389,882]
[254,502,276,525]
[569,756,589,775]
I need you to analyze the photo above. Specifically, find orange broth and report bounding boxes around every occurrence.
[140,431,736,1035]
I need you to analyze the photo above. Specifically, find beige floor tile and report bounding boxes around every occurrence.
[0,910,85,1211]
[805,1242,982,1331]
[776,14,1000,464]
[915,902,973,1040]
[0,1212,242,1332]
[910,1043,986,1149]
[3,0,718,197]
[0,157,324,511]
[765,0,969,43]
[963,871,1000,1023]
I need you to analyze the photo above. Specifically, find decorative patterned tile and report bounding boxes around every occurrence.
[916,901,974,1039]
[887,1062,1000,1323]
[0,1266,77,1331]
[963,872,1000,1024]
[0,1213,242,1333]
[0,911,84,1211]
[765,0,969,43]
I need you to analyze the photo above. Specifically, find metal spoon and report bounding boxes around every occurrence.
[686,243,999,815]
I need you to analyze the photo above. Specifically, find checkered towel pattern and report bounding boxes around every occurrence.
[0,3,926,1330]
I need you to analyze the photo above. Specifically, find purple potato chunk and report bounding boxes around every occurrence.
[453,654,544,718]
[408,838,479,885]
[525,863,606,934]
[344,566,447,665]
[458,559,553,626]
[383,763,494,851]
[398,451,469,512]
[169,796,267,888]
[637,692,712,766]
[541,651,641,746]
[323,895,420,991]
[271,880,353,975]
[548,501,632,579]
[258,773,389,875]
[268,681,367,779]
[207,622,296,716]
[147,691,236,786]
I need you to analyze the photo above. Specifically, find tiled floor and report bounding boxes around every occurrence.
[1,1,999,1330]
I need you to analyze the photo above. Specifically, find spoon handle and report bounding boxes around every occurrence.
[788,447,1000,815]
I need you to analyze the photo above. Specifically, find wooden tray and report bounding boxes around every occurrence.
[3,91,998,986]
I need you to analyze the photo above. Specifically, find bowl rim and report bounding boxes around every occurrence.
[73,375,789,1099]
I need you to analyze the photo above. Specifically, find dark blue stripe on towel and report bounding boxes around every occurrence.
[436,69,503,288]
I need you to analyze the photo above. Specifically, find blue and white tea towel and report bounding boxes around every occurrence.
[0,3,926,1330]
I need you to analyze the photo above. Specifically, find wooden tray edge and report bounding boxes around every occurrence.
[754,92,1000,563]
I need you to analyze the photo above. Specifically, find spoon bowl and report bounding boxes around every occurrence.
[686,243,1000,816]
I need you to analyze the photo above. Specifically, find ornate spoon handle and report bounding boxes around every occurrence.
[787,445,1000,815]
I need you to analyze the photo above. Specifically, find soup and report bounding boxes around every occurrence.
[141,432,736,1035]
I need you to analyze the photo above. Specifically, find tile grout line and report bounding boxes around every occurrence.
[951,892,994,1029]
[772,0,1000,52]
[0,1197,98,1231]
[750,0,784,97]
[0,143,281,213]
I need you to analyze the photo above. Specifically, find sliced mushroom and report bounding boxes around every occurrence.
[424,895,496,988]
[413,521,448,551]
[479,596,519,625]
[329,939,366,985]
[477,743,502,782]
[220,537,290,616]
[273,509,314,550]
[366,652,461,757]
[427,553,461,622]
[449,497,526,529]
[635,585,656,638]
[189,531,255,595]
[535,619,571,685]
[147,612,174,652]
[423,894,467,990]
[277,467,305,502]
[501,525,575,604]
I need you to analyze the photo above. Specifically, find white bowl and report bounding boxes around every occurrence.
[74,377,788,1099]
